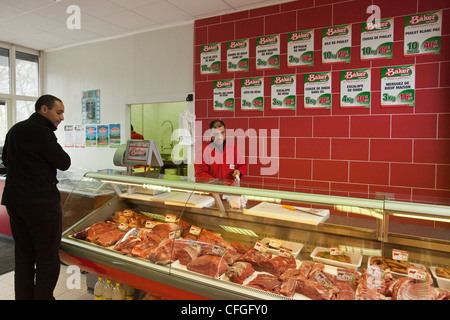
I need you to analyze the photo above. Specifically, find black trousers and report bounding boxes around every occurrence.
[7,203,62,300]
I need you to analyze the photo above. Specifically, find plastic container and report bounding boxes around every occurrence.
[123,284,135,300]
[311,246,362,270]
[261,238,303,259]
[430,266,450,290]
[367,256,427,278]
[112,282,126,300]
[94,276,106,300]
[102,279,114,300]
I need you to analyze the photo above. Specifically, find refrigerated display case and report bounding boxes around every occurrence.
[60,171,450,300]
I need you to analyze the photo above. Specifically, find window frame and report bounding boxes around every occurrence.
[0,41,42,130]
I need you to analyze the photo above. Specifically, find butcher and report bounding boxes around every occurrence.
[195,119,247,182]
[2,94,71,300]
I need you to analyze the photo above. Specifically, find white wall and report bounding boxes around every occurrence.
[44,23,194,171]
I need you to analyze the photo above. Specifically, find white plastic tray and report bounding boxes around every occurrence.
[430,266,450,291]
[261,238,303,259]
[311,246,362,270]
[367,256,427,278]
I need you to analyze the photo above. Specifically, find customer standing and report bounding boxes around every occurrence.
[1,94,71,300]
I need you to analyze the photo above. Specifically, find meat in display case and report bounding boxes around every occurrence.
[60,172,450,300]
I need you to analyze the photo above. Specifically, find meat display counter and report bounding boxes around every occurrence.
[60,171,450,300]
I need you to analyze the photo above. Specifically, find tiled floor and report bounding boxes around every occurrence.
[0,264,94,300]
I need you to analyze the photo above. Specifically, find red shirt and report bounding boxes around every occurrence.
[131,131,144,139]
[195,142,247,181]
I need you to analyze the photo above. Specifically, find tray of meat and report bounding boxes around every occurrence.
[368,256,427,278]
[429,266,450,291]
[311,247,362,270]
[261,238,303,259]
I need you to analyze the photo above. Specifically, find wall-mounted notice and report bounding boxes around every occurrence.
[82,89,100,124]
[287,30,314,67]
[340,69,371,108]
[109,124,121,148]
[256,34,280,70]
[271,74,296,110]
[404,10,442,56]
[361,18,394,60]
[381,65,415,107]
[86,125,97,147]
[64,125,74,148]
[97,125,109,147]
[322,24,352,64]
[74,125,85,148]
[200,42,221,74]
[304,72,332,109]
[213,79,234,111]
[241,77,264,111]
[227,39,249,72]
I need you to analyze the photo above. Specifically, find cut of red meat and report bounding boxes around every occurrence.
[298,260,315,278]
[86,221,117,242]
[173,240,202,265]
[331,282,355,300]
[151,223,179,238]
[148,238,176,264]
[224,262,254,284]
[113,235,141,255]
[261,255,297,277]
[231,241,251,254]
[131,239,158,259]
[96,229,126,247]
[186,255,229,278]
[246,274,281,294]
[197,229,235,252]
[280,277,297,298]
[237,249,272,271]
[296,278,332,300]
[280,268,300,281]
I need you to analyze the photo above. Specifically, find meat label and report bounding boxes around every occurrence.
[337,269,354,282]
[314,271,332,290]
[165,214,177,222]
[189,225,202,236]
[392,249,409,261]
[268,238,282,249]
[254,241,268,253]
[407,268,428,281]
[404,10,442,56]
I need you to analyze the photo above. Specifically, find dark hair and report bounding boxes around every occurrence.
[35,94,62,112]
[209,119,225,130]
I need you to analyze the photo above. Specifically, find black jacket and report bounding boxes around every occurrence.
[1,112,71,206]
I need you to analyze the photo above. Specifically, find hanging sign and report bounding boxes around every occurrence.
[74,125,85,148]
[227,39,249,72]
[304,72,332,109]
[361,18,394,60]
[213,79,234,111]
[64,125,74,148]
[340,69,371,108]
[287,30,314,67]
[82,89,100,124]
[404,10,442,56]
[97,125,109,147]
[241,77,264,111]
[256,34,280,70]
[200,42,221,74]
[381,65,415,107]
[109,124,121,148]
[271,74,296,110]
[322,24,351,64]
[85,125,97,147]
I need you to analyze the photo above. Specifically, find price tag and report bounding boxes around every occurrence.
[254,241,268,253]
[165,214,177,222]
[168,230,180,239]
[123,209,134,217]
[407,268,427,281]
[144,220,155,229]
[268,238,282,249]
[279,247,293,258]
[392,249,409,261]
[189,225,202,236]
[367,265,387,279]
[336,268,354,282]
[330,246,343,256]
[118,223,128,231]
[314,271,332,290]
[212,245,226,256]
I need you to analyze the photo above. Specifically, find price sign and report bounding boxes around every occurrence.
[212,245,226,256]
[330,246,343,256]
[392,249,409,261]
[144,220,156,229]
[314,271,332,290]
[189,225,202,236]
[407,268,427,281]
[337,269,354,282]
[269,238,282,249]
[254,240,268,253]
[279,247,293,258]
[118,223,128,231]
[165,214,177,222]
[168,230,180,239]
[367,265,387,279]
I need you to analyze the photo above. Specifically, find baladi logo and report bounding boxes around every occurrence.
[215,80,233,88]
[202,43,219,53]
[343,70,368,80]
[228,40,247,50]
[384,66,412,77]
[289,31,311,41]
[257,35,278,46]
[407,11,439,26]
[242,78,262,87]
[364,20,391,31]
[306,73,329,83]
[324,25,349,37]
[272,75,294,85]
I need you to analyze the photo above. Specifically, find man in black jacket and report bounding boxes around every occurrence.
[2,94,71,300]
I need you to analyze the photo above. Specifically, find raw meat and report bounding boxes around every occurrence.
[151,223,179,238]
[261,255,297,277]
[86,222,117,242]
[173,240,202,265]
[280,268,300,281]
[96,229,126,247]
[308,262,325,279]
[238,249,272,271]
[197,229,235,252]
[296,278,332,300]
[390,270,437,300]
[148,238,176,264]
[280,277,297,297]
[187,255,229,278]
[114,235,141,255]
[246,274,281,294]
[331,282,355,300]
[231,241,252,254]
[224,262,254,284]
[298,260,315,278]
[222,251,243,265]
[131,239,158,259]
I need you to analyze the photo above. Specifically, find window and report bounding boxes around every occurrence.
[0,44,40,136]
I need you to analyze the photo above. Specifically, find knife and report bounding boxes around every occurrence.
[282,204,324,217]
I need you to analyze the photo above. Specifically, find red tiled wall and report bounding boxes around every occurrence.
[194,0,450,205]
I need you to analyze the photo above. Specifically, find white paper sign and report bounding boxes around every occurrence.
[404,10,442,56]
[287,30,314,67]
[227,39,249,72]
[213,79,234,111]
[200,43,221,74]
[322,24,351,64]
[340,69,371,108]
[241,77,264,111]
[271,74,296,110]
[256,34,280,70]
[304,72,332,109]
[361,18,394,60]
[381,65,415,107]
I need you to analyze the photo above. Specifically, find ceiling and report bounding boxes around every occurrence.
[0,0,294,52]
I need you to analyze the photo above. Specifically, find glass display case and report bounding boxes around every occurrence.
[60,171,450,300]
